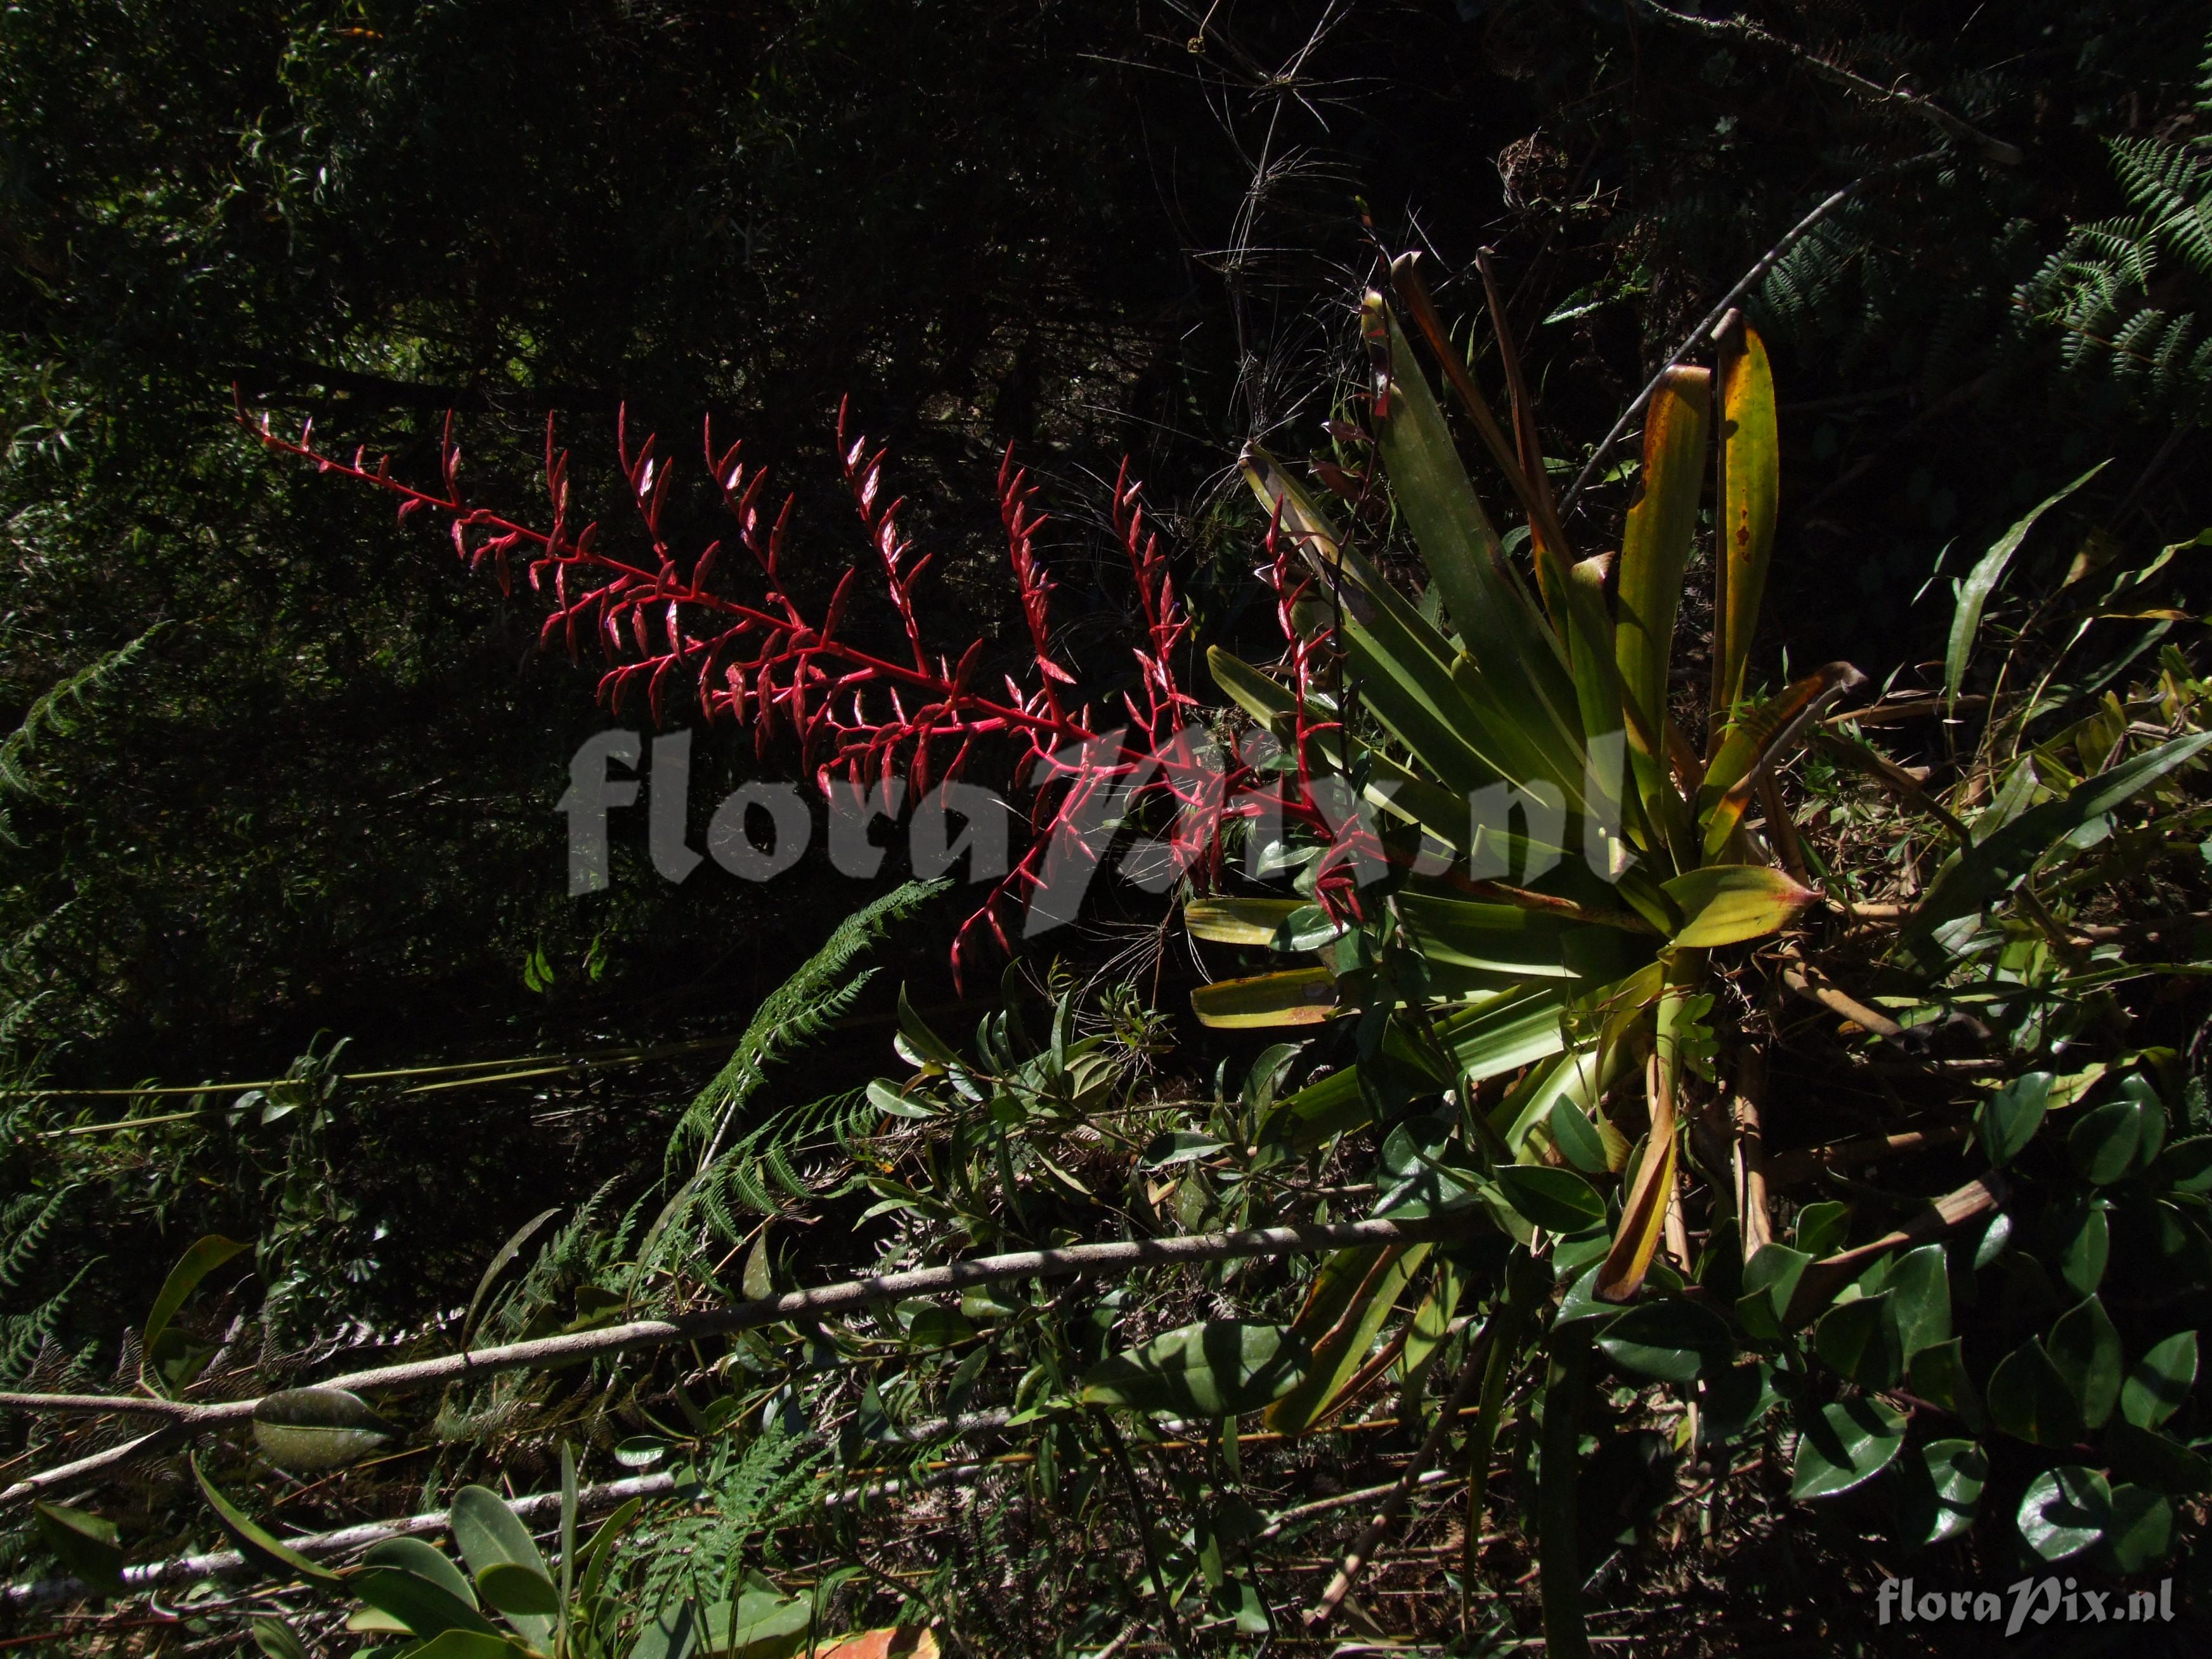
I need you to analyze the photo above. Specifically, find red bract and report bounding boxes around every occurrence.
[240,394,1349,980]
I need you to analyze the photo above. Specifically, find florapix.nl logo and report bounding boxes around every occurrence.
[552,722,1643,943]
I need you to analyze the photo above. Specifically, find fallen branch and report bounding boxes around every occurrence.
[1,1214,1455,1507]
[1,1471,677,1608]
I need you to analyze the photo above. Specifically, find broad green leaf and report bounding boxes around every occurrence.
[2152,1134,2212,1192]
[252,1387,397,1473]
[142,1233,248,1382]
[1791,1396,1906,1500]
[191,1455,342,1585]
[1979,1072,2052,1166]
[1081,1320,1311,1419]
[32,1502,125,1597]
[632,1600,702,1659]
[1912,731,2212,939]
[351,1566,502,1639]
[2105,1420,2211,1494]
[1899,1437,1986,1547]
[450,1485,554,1648]
[1547,1098,1610,1174]
[476,1561,561,1619]
[362,1538,477,1608]
[2017,1465,2110,1563]
[1736,1242,1812,1339]
[2046,1296,2123,1429]
[1792,1200,1851,1261]
[1492,1165,1605,1233]
[1884,1244,1952,1363]
[2102,1485,2174,1573]
[721,1589,814,1659]
[1190,967,1336,1029]
[2055,1201,2109,1297]
[2069,1086,2162,1184]
[1661,865,1814,947]
[1712,323,1779,719]
[2121,1330,2197,1428]
[1986,1339,2085,1447]
[1594,1299,1733,1383]
[1908,1339,1987,1432]
[1816,1294,1902,1389]
[1266,1246,1429,1432]
[1185,897,1305,946]
[1945,460,2109,705]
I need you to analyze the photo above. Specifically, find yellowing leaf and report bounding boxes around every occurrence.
[1663,865,1813,947]
[1712,323,1779,723]
[1185,897,1306,946]
[1190,967,1337,1028]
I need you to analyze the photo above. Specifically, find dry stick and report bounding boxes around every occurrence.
[1778,949,1905,1040]
[0,1214,1455,1507]
[1755,774,1811,888]
[1304,1330,1492,1629]
[1,1471,677,1609]
[1629,1,2023,167]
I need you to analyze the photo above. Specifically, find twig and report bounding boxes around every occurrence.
[1630,2,2024,167]
[1788,1173,2008,1317]
[0,1214,1457,1507]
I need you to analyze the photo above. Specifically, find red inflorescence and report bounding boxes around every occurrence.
[243,394,1355,980]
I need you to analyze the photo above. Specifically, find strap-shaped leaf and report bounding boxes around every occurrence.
[142,1234,248,1386]
[1944,460,2109,706]
[1184,898,1305,946]
[1190,967,1337,1029]
[191,1455,342,1587]
[1710,320,1779,725]
[1361,293,1573,708]
[1615,368,1710,830]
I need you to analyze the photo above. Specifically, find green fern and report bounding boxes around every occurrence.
[2016,37,2212,420]
[0,623,170,845]
[671,878,947,1170]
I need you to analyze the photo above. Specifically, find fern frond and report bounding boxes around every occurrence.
[671,878,946,1168]
[0,623,170,844]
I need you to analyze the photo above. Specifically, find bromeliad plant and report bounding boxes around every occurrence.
[1194,262,1845,1305]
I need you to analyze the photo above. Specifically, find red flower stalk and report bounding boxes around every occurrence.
[241,393,1360,979]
